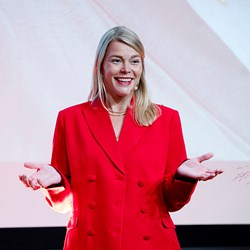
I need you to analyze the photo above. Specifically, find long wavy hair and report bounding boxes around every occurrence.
[88,26,161,126]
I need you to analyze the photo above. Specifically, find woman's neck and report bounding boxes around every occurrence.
[106,94,132,114]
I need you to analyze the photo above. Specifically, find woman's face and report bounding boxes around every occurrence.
[101,41,143,101]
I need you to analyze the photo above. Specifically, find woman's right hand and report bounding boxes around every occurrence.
[19,163,62,190]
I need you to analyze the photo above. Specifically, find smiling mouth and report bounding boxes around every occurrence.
[115,77,133,85]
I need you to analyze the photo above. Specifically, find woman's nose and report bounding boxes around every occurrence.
[120,63,131,74]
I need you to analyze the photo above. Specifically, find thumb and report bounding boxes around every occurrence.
[23,162,47,170]
[196,152,214,163]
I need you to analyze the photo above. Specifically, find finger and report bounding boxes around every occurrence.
[19,175,30,187]
[200,170,224,181]
[24,162,46,170]
[28,178,41,190]
[19,175,40,190]
[206,169,224,175]
[216,169,224,174]
[196,152,214,163]
[199,173,215,181]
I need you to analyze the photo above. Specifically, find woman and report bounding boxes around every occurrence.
[19,26,223,250]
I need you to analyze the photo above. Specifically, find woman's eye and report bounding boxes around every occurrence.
[112,59,121,64]
[131,60,140,64]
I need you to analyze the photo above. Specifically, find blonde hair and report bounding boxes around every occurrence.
[88,26,160,126]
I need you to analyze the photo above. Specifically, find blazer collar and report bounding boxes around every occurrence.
[81,100,146,175]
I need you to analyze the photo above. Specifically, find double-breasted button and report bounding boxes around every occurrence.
[87,229,95,236]
[140,206,147,214]
[89,175,96,182]
[143,235,151,241]
[137,181,144,187]
[88,202,96,209]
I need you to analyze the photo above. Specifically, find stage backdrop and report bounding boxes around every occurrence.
[0,0,249,227]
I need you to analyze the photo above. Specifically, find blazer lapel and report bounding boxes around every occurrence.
[81,101,126,175]
[118,110,147,165]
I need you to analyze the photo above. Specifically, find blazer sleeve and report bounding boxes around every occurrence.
[41,111,72,213]
[163,110,197,212]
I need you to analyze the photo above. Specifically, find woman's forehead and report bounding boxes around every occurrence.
[105,41,141,57]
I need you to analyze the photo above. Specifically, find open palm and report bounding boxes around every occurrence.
[176,153,223,181]
[19,162,62,190]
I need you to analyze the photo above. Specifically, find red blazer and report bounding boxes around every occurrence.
[43,101,197,250]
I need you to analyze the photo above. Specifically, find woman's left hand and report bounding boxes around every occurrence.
[176,152,223,181]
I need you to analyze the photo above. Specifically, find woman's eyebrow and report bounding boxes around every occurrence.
[109,54,141,59]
